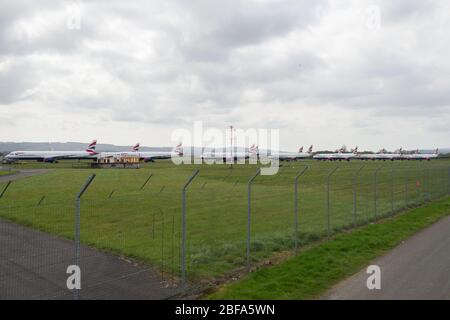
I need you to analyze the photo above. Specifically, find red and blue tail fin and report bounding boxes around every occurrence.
[250,144,259,155]
[173,142,183,156]
[86,140,98,155]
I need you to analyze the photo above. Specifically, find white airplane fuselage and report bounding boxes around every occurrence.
[403,153,438,161]
[201,151,250,162]
[314,153,357,161]
[100,151,175,162]
[359,153,401,161]
[4,150,97,162]
[276,151,312,161]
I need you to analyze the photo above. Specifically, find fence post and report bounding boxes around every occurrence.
[37,195,46,207]
[374,165,384,219]
[391,168,395,214]
[327,166,339,237]
[416,166,421,205]
[74,174,96,300]
[353,165,365,227]
[247,168,261,272]
[0,180,12,200]
[426,166,431,201]
[139,173,153,191]
[447,166,450,195]
[181,169,200,285]
[294,166,309,254]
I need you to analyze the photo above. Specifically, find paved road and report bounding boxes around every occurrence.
[0,169,54,183]
[323,216,450,300]
[0,168,182,300]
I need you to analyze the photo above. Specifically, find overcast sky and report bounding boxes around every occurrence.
[0,0,449,151]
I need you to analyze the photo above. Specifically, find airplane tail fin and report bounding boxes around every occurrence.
[298,146,304,153]
[352,146,359,154]
[250,144,259,155]
[307,145,313,154]
[435,148,439,155]
[86,140,98,155]
[173,142,183,156]
[132,143,140,152]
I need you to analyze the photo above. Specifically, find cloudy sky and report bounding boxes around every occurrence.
[0,0,449,151]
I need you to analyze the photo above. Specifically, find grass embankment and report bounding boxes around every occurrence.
[208,196,450,299]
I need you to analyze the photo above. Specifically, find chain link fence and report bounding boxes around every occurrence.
[0,162,449,299]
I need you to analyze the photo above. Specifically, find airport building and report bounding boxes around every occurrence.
[93,154,140,169]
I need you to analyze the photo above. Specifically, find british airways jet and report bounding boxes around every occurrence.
[4,140,98,163]
[275,145,314,161]
[404,149,439,161]
[201,144,258,163]
[314,146,358,161]
[100,143,184,162]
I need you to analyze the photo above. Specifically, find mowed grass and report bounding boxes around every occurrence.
[207,196,450,299]
[0,159,449,279]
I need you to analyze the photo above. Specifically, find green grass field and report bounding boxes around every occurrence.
[0,159,449,281]
[207,196,450,299]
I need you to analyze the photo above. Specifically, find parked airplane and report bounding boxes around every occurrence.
[201,144,258,163]
[139,143,183,162]
[3,140,98,163]
[314,146,358,161]
[404,149,439,161]
[100,143,184,162]
[359,148,402,161]
[276,145,314,161]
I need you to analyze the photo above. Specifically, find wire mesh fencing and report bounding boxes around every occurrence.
[0,161,449,299]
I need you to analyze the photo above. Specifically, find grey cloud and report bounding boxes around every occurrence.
[0,0,449,150]
[177,0,328,61]
[0,1,97,56]
[0,59,36,104]
[382,0,438,22]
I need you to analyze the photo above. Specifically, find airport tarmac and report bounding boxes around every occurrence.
[0,168,181,300]
[0,218,181,300]
[0,169,53,183]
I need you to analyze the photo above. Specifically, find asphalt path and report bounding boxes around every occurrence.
[322,215,450,300]
[0,168,181,300]
[0,169,54,183]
